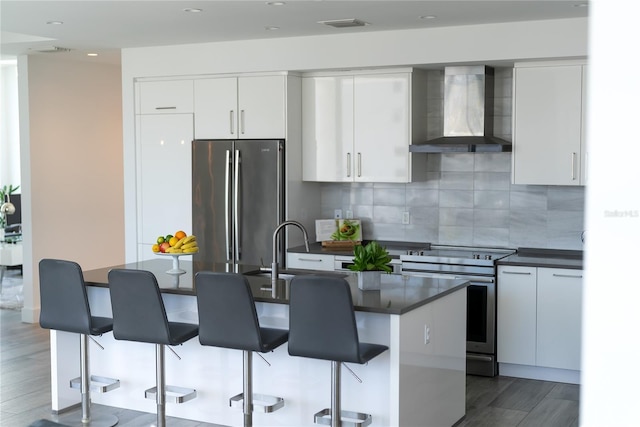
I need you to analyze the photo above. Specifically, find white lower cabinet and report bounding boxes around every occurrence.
[497,265,583,382]
[536,268,583,371]
[286,252,334,271]
[497,266,537,365]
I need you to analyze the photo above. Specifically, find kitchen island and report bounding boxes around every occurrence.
[50,259,468,426]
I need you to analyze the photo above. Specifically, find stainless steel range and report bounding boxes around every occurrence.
[401,245,515,377]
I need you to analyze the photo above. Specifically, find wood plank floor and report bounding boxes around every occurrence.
[1,270,579,426]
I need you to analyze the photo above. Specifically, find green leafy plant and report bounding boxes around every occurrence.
[348,241,392,273]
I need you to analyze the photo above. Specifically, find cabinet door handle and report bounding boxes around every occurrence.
[502,271,532,275]
[553,273,583,279]
[230,110,235,134]
[297,257,323,262]
[347,153,351,177]
[240,109,245,134]
[357,152,362,177]
[571,152,577,180]
[155,106,177,110]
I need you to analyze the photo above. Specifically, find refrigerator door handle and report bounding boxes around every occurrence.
[225,150,232,261]
[234,149,241,261]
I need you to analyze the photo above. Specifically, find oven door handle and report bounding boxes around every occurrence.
[467,354,494,362]
[402,271,494,283]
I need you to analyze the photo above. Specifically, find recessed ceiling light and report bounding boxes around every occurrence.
[87,53,98,57]
[265,26,280,31]
[420,15,437,20]
[46,21,64,25]
[266,1,286,5]
[183,8,203,13]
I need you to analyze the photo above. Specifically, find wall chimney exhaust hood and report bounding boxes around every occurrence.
[410,66,512,153]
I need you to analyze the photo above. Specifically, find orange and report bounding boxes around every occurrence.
[169,236,179,246]
[152,244,160,252]
[175,230,187,240]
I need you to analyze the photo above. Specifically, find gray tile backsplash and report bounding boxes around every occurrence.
[317,68,585,250]
[320,153,585,250]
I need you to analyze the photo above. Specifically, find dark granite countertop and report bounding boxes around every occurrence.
[498,247,584,270]
[83,259,467,315]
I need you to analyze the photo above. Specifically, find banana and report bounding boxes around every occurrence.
[182,241,198,249]
[182,235,196,245]
[182,246,198,253]
[166,247,182,253]
[173,236,187,249]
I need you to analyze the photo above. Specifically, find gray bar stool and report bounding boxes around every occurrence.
[38,259,120,427]
[195,271,288,427]
[288,276,388,427]
[108,269,198,427]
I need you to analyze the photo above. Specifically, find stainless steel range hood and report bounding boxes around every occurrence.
[410,66,512,153]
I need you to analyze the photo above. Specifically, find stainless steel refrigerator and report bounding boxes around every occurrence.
[192,139,285,270]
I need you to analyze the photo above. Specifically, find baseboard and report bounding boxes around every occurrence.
[499,363,581,384]
[21,306,40,324]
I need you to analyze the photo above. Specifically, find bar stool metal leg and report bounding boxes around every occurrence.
[81,334,91,424]
[331,361,341,427]
[156,344,166,427]
[58,334,119,427]
[243,351,253,427]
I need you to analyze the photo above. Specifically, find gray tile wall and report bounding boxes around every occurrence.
[318,68,585,250]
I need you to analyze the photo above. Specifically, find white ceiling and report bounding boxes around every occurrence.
[0,1,589,64]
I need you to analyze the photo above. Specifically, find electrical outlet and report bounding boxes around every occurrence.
[402,211,410,225]
[424,325,431,345]
[346,209,353,219]
[334,209,342,219]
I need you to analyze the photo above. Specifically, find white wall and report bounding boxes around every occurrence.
[120,18,588,260]
[18,54,125,322]
[582,0,640,425]
[1,62,21,186]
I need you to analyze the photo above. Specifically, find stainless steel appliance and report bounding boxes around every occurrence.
[401,245,515,377]
[409,66,512,153]
[192,139,285,270]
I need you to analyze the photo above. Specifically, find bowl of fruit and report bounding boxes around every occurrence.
[152,230,198,276]
[152,230,198,255]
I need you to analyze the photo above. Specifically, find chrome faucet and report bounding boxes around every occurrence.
[272,220,310,292]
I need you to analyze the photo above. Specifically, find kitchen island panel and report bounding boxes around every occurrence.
[49,263,467,426]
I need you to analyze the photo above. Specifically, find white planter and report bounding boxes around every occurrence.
[357,271,381,291]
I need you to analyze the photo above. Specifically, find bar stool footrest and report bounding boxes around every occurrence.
[70,375,120,393]
[314,409,372,427]
[229,392,285,413]
[145,385,197,404]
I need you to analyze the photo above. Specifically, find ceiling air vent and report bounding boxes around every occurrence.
[318,18,369,28]
[31,46,72,53]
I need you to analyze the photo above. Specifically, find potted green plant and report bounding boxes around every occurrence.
[348,241,392,290]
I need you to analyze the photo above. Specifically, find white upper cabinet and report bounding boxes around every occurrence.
[512,62,587,185]
[137,80,194,114]
[302,69,427,183]
[194,75,286,139]
[302,76,354,182]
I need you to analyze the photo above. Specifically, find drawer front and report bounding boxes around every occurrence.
[286,253,335,271]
